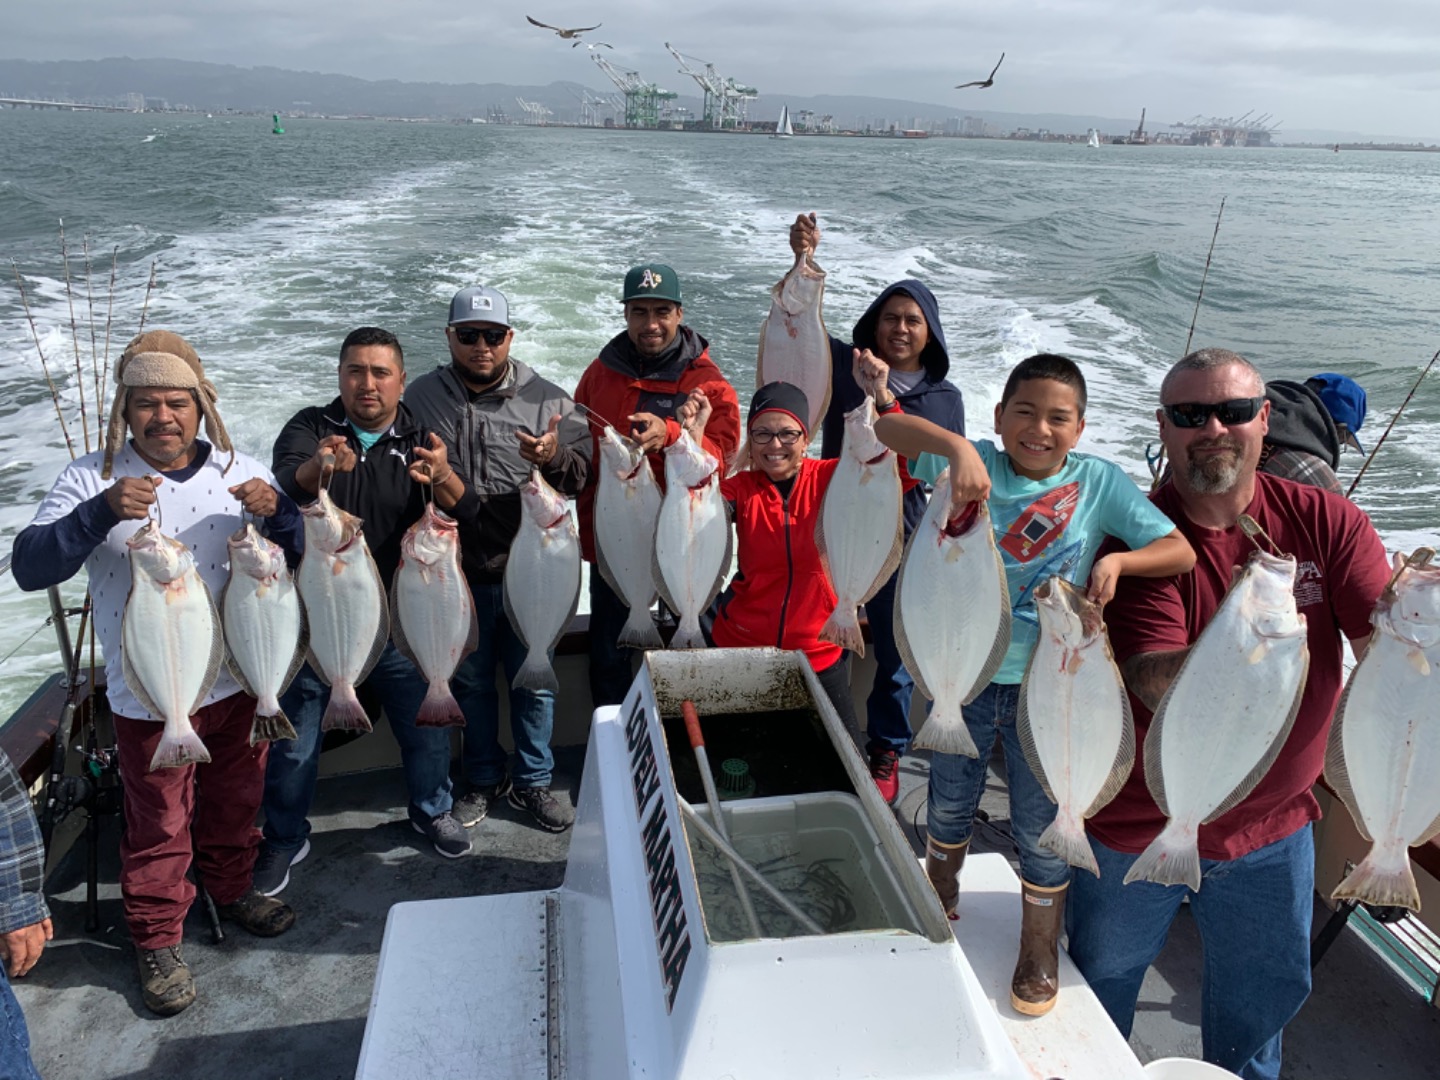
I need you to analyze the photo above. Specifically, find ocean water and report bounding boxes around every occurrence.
[2,110,1438,714]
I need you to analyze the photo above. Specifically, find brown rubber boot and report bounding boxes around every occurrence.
[1011,880,1068,1016]
[137,944,197,1016]
[217,888,297,937]
[924,837,968,919]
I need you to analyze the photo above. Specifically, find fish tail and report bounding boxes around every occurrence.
[1123,825,1201,890]
[910,701,979,757]
[321,685,374,733]
[1331,849,1421,911]
[415,684,467,728]
[818,608,865,657]
[149,728,212,771]
[512,653,560,694]
[250,708,298,746]
[1039,818,1099,875]
[617,609,664,650]
[668,618,706,651]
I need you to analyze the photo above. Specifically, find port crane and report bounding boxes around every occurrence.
[591,53,677,129]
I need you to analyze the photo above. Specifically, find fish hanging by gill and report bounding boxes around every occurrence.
[122,520,224,770]
[897,480,1009,756]
[593,424,664,649]
[1018,576,1134,874]
[653,427,731,650]
[1125,549,1310,891]
[504,470,581,692]
[296,487,390,732]
[392,504,477,727]
[817,396,903,656]
[221,524,306,745]
[1325,548,1440,911]
[756,252,830,435]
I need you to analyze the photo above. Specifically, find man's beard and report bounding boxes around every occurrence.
[1183,438,1245,495]
[141,425,187,465]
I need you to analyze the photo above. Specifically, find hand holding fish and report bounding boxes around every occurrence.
[853,348,894,407]
[409,434,454,486]
[229,478,281,518]
[946,449,992,513]
[676,389,711,439]
[628,412,669,454]
[518,414,562,467]
[105,474,162,520]
[789,212,819,257]
[296,434,357,493]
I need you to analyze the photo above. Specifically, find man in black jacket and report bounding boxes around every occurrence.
[255,327,479,893]
[405,287,591,834]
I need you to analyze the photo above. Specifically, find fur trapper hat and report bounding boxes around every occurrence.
[102,330,234,478]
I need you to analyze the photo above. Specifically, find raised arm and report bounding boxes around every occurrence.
[873,411,991,508]
[1088,531,1196,607]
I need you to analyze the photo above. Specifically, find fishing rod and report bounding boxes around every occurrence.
[1345,347,1440,499]
[59,220,93,454]
[83,236,102,440]
[136,259,158,334]
[11,260,77,460]
[100,246,118,423]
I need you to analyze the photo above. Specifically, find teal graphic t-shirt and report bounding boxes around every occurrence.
[911,440,1177,683]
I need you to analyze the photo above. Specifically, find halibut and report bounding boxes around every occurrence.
[1126,551,1309,890]
[1326,549,1440,911]
[817,397,904,657]
[121,521,223,770]
[757,252,830,434]
[392,504,477,727]
[898,478,1009,757]
[594,424,664,649]
[504,470,581,692]
[653,428,731,650]
[221,523,306,745]
[1019,576,1133,874]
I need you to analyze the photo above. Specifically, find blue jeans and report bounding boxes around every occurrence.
[587,571,637,708]
[925,681,1070,888]
[262,642,453,850]
[862,573,917,754]
[1066,827,1314,1080]
[0,966,41,1080]
[452,582,556,789]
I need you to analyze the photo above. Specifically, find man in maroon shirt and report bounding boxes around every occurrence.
[1067,348,1390,1080]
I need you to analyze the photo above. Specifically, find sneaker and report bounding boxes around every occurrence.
[452,776,513,828]
[868,748,901,805]
[252,839,310,897]
[507,786,575,833]
[411,810,472,858]
[137,944,196,1016]
[217,888,297,937]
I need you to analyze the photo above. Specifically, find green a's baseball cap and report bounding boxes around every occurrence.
[621,263,682,304]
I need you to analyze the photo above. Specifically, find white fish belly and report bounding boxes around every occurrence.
[299,547,384,685]
[123,568,218,721]
[821,456,902,607]
[1336,634,1440,847]
[655,478,729,623]
[758,262,829,434]
[223,575,302,703]
[396,559,473,683]
[595,472,661,610]
[505,519,581,655]
[1026,635,1128,816]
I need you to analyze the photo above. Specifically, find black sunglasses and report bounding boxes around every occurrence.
[452,326,508,347]
[1162,397,1265,429]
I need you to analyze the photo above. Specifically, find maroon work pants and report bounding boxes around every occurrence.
[114,692,267,950]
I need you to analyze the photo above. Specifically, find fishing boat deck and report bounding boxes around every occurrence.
[14,739,1439,1079]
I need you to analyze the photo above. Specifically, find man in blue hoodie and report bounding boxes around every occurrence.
[789,213,967,803]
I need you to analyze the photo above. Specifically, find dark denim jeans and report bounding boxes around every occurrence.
[587,570,638,708]
[262,642,453,852]
[0,966,40,1080]
[924,680,1070,888]
[860,573,917,755]
[1067,827,1315,1080]
[451,581,556,790]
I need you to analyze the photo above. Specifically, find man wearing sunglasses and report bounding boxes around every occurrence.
[1067,347,1391,1080]
[405,286,591,835]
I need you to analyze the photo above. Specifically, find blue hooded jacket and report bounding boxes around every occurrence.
[819,279,967,534]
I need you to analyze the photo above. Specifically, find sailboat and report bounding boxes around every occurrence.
[773,104,794,139]
[1087,128,1100,149]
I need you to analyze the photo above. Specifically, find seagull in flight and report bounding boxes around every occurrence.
[573,40,613,50]
[526,15,602,40]
[955,53,1005,90]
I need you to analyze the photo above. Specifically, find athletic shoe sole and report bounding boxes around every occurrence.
[258,838,311,898]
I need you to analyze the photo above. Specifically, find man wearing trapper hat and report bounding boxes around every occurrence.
[10,330,303,1017]
[406,286,591,834]
[574,263,740,707]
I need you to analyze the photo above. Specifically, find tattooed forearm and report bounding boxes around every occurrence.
[1121,649,1190,712]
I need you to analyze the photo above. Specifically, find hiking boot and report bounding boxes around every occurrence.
[217,888,297,937]
[411,809,472,858]
[868,747,901,805]
[925,837,969,919]
[453,775,513,828]
[252,838,310,897]
[1011,880,1068,1016]
[137,944,196,1017]
[507,786,575,833]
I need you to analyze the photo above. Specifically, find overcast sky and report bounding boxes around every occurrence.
[10,1,1440,136]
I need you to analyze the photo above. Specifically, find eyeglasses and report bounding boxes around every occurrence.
[1162,397,1265,429]
[750,429,804,446]
[452,326,508,347]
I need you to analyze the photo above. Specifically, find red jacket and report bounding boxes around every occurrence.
[574,326,740,562]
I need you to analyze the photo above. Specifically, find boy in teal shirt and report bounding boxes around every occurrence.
[870,352,1195,1017]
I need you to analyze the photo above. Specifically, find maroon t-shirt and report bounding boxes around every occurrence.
[1090,473,1390,860]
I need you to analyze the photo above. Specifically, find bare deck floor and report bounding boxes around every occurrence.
[17,744,1440,1080]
